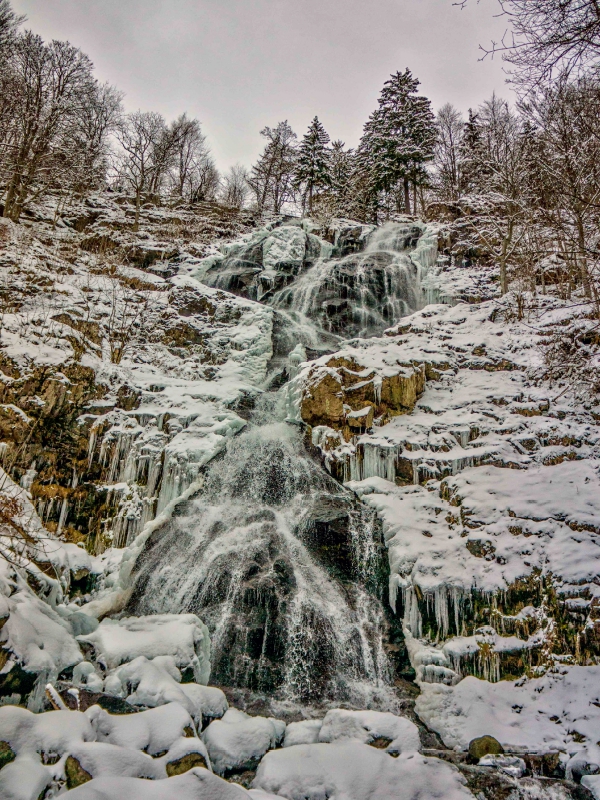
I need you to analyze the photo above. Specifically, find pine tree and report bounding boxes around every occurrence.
[357,69,436,215]
[293,116,331,214]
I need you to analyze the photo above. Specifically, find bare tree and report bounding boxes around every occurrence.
[220,164,248,208]
[248,121,297,214]
[0,33,97,221]
[461,0,600,86]
[523,74,600,309]
[432,103,465,201]
[114,111,170,229]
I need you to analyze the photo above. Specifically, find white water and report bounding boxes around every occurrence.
[129,222,434,707]
[270,222,424,341]
[131,412,394,707]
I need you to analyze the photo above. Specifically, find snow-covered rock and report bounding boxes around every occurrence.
[59,768,249,799]
[102,655,226,724]
[203,709,286,775]
[253,742,474,800]
[416,666,600,767]
[78,613,211,684]
[318,709,421,755]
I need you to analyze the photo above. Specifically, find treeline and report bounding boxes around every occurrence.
[0,1,221,227]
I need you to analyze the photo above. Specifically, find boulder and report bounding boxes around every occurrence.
[468,735,504,763]
[65,755,93,789]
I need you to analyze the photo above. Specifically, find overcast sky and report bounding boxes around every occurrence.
[12,0,512,171]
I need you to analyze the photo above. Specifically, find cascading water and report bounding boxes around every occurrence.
[129,402,393,707]
[130,221,428,709]
[269,221,424,341]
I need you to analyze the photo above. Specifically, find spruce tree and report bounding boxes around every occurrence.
[293,116,331,214]
[329,140,354,218]
[358,69,435,215]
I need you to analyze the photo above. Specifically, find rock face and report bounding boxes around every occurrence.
[299,356,426,437]
[203,222,328,301]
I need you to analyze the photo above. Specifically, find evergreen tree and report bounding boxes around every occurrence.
[329,140,354,217]
[293,116,331,214]
[357,69,435,215]
[459,108,484,194]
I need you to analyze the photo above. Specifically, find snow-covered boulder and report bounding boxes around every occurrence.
[203,708,286,775]
[90,701,196,755]
[102,655,226,725]
[0,705,95,757]
[59,768,249,799]
[65,741,165,782]
[253,742,474,800]
[0,754,52,800]
[318,709,421,755]
[282,720,322,748]
[78,613,211,684]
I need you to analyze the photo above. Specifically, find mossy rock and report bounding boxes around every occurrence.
[166,751,207,777]
[65,755,93,788]
[0,740,16,769]
[468,735,504,762]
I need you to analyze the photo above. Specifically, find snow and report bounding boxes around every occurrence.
[253,742,474,800]
[78,613,211,684]
[203,709,286,775]
[347,459,600,638]
[318,709,421,754]
[416,665,600,766]
[102,655,226,724]
[0,705,95,755]
[59,768,249,800]
[282,720,323,748]
[583,775,600,800]
[65,741,166,780]
[91,701,196,755]
[0,754,52,800]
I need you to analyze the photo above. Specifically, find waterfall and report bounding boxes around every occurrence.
[128,220,432,710]
[129,409,395,708]
[269,221,424,341]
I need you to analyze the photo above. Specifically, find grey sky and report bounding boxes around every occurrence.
[13,0,512,171]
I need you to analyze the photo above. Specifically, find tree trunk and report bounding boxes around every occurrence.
[403,177,411,215]
[134,191,141,232]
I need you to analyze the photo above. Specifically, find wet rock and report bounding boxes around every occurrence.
[479,754,526,778]
[468,735,504,763]
[570,760,600,785]
[0,741,16,769]
[166,751,208,776]
[65,754,93,789]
